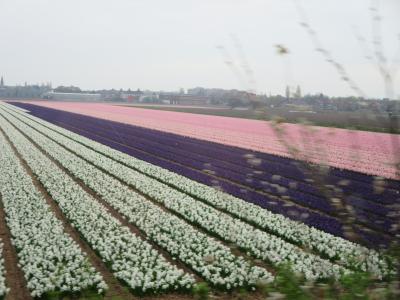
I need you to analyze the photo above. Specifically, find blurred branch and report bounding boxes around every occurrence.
[216,43,248,91]
[353,25,375,64]
[370,0,395,99]
[389,33,400,82]
[230,34,258,93]
[292,0,366,98]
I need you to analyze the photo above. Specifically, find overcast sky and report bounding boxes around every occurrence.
[0,0,399,98]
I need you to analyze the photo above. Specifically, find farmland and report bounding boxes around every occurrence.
[0,101,399,299]
[16,101,400,179]
[116,103,400,134]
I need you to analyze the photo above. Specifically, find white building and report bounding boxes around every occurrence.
[43,92,102,101]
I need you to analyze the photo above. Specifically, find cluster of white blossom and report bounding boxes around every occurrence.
[0,241,8,297]
[0,131,106,298]
[1,102,392,278]
[1,106,349,280]
[0,114,195,293]
[0,109,273,289]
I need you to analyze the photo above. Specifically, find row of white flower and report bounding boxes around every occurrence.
[0,131,106,297]
[1,106,349,280]
[0,107,273,289]
[3,102,389,278]
[3,103,30,113]
[0,241,8,297]
[0,114,195,294]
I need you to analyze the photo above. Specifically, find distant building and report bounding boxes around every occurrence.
[159,93,210,105]
[121,89,144,102]
[43,91,101,101]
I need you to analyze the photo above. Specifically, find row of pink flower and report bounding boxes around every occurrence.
[25,101,400,180]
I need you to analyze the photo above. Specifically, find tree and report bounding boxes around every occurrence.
[228,97,243,109]
[54,85,81,93]
[295,85,302,98]
[285,86,290,99]
[0,76,4,87]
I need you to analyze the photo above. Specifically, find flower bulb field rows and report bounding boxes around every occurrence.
[0,101,398,299]
[0,107,198,298]
[8,102,400,246]
[0,130,107,298]
[0,103,391,271]
[0,108,348,281]
[0,108,273,287]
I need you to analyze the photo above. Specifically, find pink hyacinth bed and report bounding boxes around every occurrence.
[23,101,400,180]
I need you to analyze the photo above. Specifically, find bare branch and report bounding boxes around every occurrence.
[293,0,366,98]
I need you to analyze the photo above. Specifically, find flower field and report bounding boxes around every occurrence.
[9,102,400,244]
[0,101,398,299]
[16,101,400,179]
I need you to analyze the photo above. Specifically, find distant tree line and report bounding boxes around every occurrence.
[53,85,82,93]
[1,81,398,115]
[0,84,51,99]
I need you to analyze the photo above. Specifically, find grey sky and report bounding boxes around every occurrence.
[0,0,399,98]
